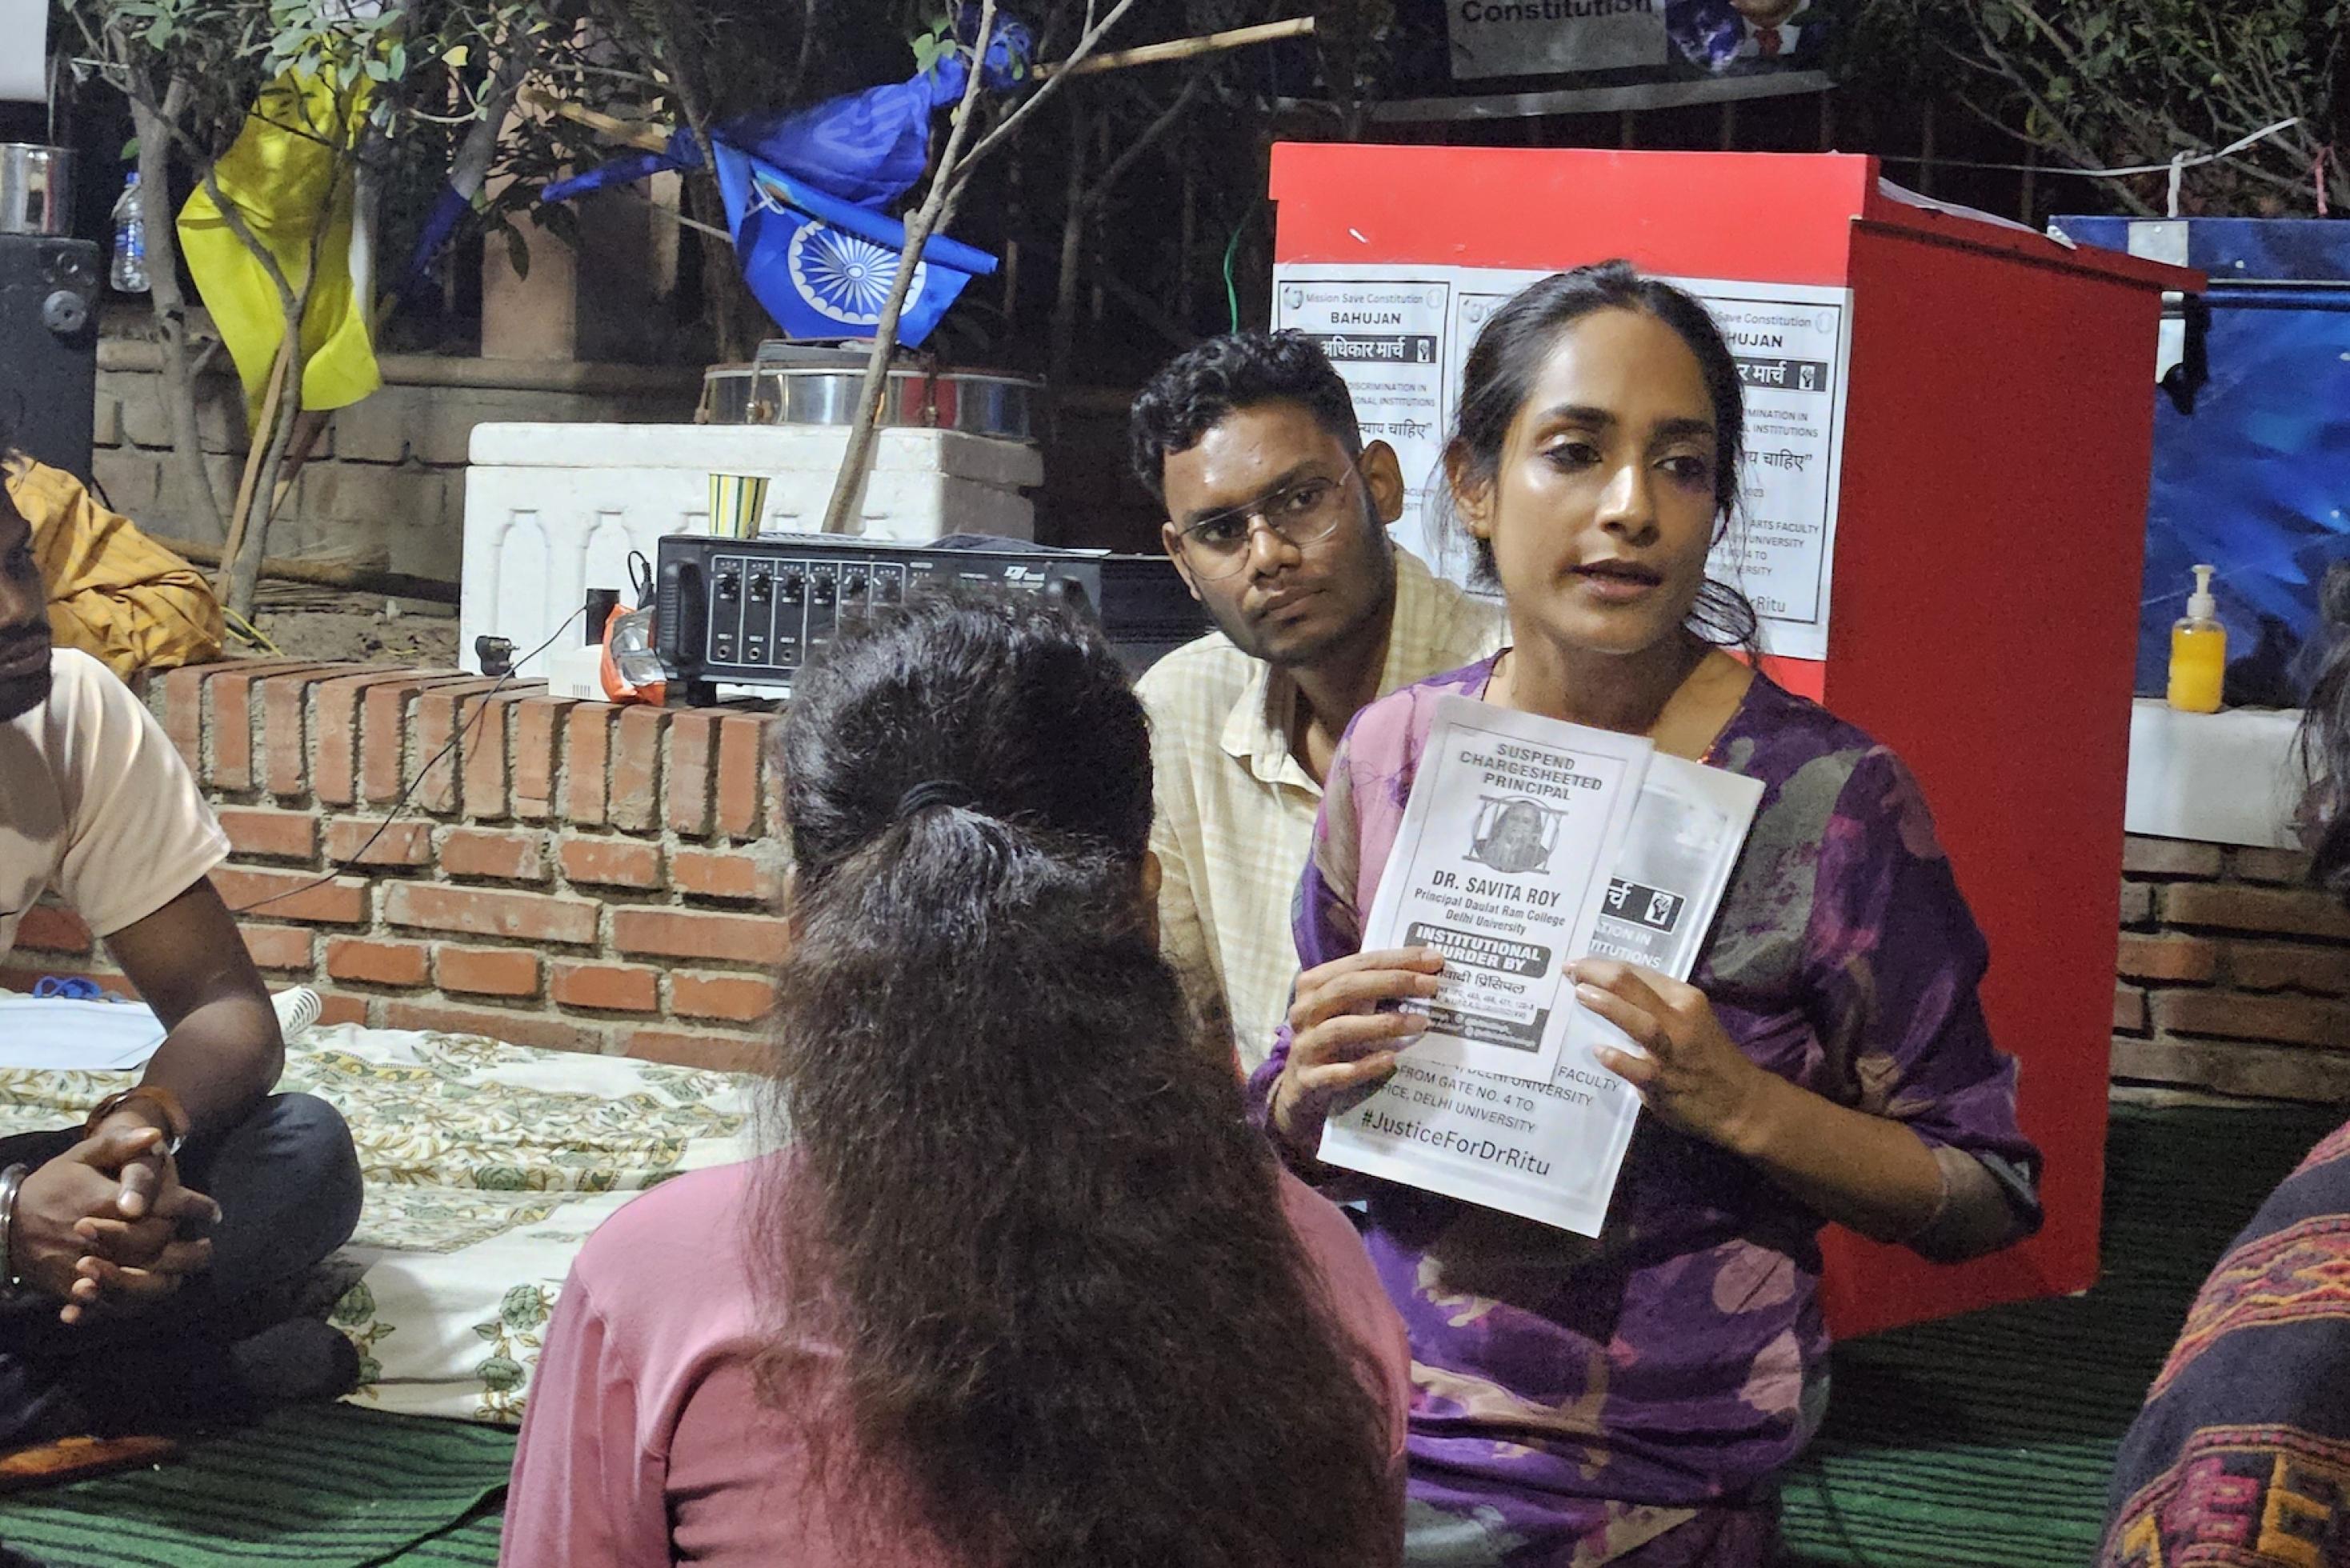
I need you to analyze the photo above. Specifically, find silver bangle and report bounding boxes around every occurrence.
[0,1162,28,1294]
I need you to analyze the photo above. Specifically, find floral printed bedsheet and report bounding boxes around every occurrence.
[0,1023,759,1424]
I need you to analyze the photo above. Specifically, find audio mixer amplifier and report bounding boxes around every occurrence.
[652,533,1210,696]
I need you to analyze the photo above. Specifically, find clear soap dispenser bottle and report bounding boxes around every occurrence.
[2166,563,2226,714]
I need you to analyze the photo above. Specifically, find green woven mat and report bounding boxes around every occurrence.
[374,1514,502,1567]
[0,1403,514,1568]
[1780,1098,2344,1567]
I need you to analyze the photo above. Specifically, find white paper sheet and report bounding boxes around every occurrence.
[1356,696,1651,1086]
[0,0,46,104]
[0,997,166,1070]
[0,985,325,1072]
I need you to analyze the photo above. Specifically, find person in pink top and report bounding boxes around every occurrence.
[502,586,1411,1568]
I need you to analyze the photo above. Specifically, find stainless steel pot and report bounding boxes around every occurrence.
[699,349,1041,443]
[0,146,73,238]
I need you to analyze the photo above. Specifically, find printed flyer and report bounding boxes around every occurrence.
[1271,274,1455,568]
[1355,696,1651,1086]
[1319,706,1763,1235]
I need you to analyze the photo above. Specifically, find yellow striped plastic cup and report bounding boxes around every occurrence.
[708,473,770,539]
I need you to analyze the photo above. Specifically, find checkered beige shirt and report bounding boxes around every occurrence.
[1137,550,1506,1074]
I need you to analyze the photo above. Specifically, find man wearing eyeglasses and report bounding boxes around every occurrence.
[1130,333,1503,1073]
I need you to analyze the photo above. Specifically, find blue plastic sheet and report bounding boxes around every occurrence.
[542,18,1031,209]
[2052,216,2350,699]
[2135,290,2350,694]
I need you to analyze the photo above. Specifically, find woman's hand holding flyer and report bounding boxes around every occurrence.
[1316,696,1763,1236]
[1271,946,1444,1162]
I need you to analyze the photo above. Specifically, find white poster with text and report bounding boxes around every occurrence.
[1447,0,1670,81]
[1274,262,1852,662]
[1273,272,1454,570]
[1355,697,1651,1086]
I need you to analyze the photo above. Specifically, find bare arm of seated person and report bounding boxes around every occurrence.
[15,879,277,1322]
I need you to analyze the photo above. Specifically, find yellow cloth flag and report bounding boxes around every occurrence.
[178,70,382,419]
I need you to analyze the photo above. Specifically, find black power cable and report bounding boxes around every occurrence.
[230,607,589,916]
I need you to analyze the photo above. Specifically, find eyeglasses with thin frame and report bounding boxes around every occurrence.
[1170,468,1363,580]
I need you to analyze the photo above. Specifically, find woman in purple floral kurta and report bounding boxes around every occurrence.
[1248,266,2042,1565]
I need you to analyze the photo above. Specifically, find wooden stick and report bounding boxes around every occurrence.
[214,337,294,603]
[1033,16,1316,78]
[820,0,1002,534]
[518,86,670,153]
[525,15,1317,175]
[154,534,461,605]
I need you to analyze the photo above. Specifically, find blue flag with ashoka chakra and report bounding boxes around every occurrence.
[532,11,1023,346]
[712,150,995,348]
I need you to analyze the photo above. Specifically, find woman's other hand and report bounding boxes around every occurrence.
[1572,958,1773,1152]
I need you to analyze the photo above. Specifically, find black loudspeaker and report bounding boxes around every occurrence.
[0,235,98,478]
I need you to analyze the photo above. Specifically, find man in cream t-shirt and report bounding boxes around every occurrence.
[0,471,362,1443]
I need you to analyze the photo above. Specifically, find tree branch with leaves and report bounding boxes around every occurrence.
[818,0,1146,534]
[1854,0,2348,216]
[66,0,595,616]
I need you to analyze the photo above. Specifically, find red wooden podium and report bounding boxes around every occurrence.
[1270,143,2200,1338]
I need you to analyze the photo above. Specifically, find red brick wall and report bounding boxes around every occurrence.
[18,662,2350,1101]
[0,661,787,1073]
[2112,834,2350,1102]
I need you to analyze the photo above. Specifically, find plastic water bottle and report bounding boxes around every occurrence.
[110,171,149,294]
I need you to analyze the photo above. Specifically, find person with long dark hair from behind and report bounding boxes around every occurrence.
[1255,262,2044,1562]
[2098,562,2350,1566]
[501,586,1409,1568]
